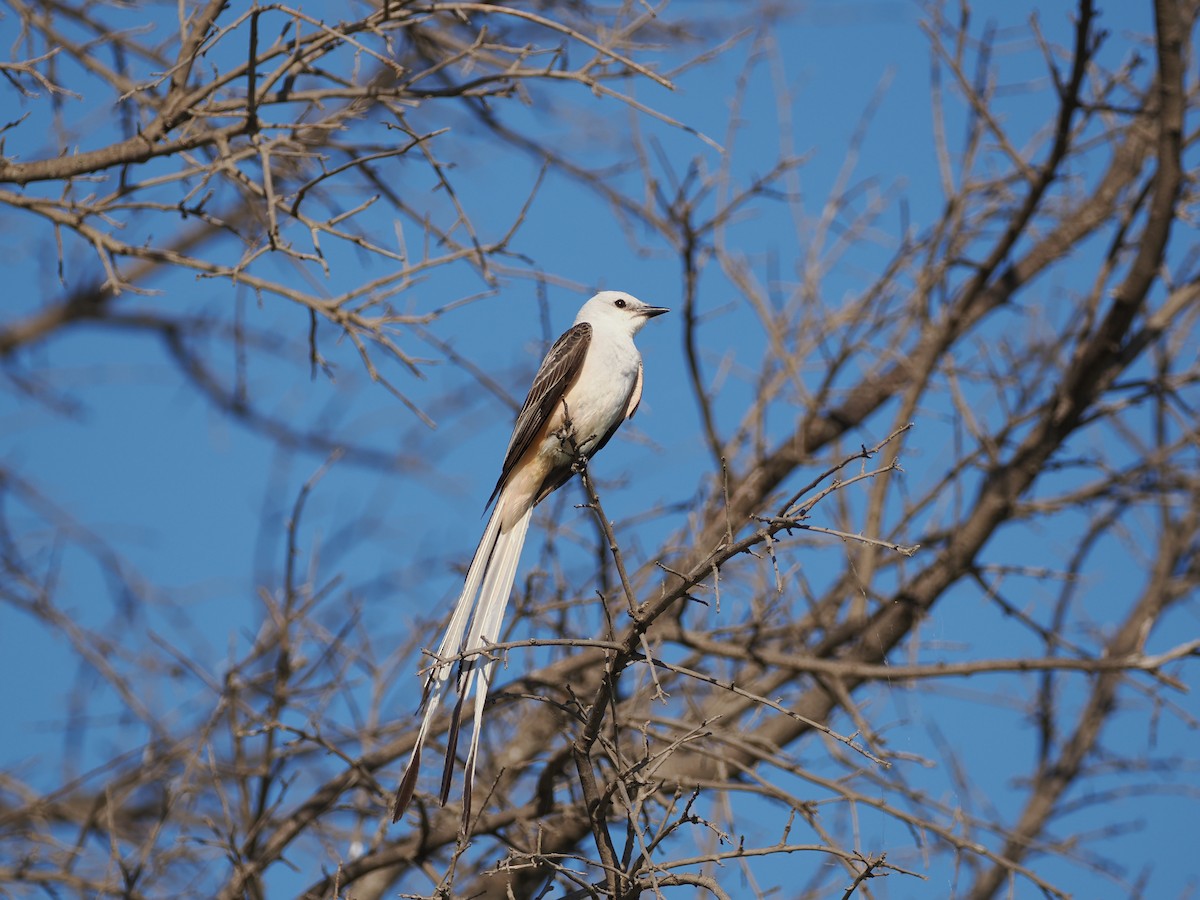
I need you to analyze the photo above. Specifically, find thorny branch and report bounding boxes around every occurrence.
[3,2,1199,900]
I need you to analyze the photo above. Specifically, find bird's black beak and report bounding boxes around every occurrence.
[641,306,670,318]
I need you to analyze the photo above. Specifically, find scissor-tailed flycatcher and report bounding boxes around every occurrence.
[392,290,668,826]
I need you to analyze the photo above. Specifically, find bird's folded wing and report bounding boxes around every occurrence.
[486,322,591,510]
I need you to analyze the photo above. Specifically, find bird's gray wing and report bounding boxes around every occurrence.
[485,322,591,509]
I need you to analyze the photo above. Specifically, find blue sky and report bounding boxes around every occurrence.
[1,1,1194,897]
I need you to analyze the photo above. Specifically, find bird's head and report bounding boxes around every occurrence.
[575,291,669,335]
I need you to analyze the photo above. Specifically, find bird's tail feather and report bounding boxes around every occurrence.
[391,504,532,824]
[458,506,531,827]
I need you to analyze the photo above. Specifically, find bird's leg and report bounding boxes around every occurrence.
[570,450,591,476]
[554,400,597,472]
[551,399,578,448]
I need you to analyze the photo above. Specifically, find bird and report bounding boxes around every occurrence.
[391,290,668,828]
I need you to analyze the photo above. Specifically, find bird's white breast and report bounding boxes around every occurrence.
[559,331,640,446]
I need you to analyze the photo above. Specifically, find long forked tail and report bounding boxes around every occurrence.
[391,504,533,827]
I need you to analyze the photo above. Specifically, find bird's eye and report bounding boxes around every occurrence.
[614,297,627,308]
